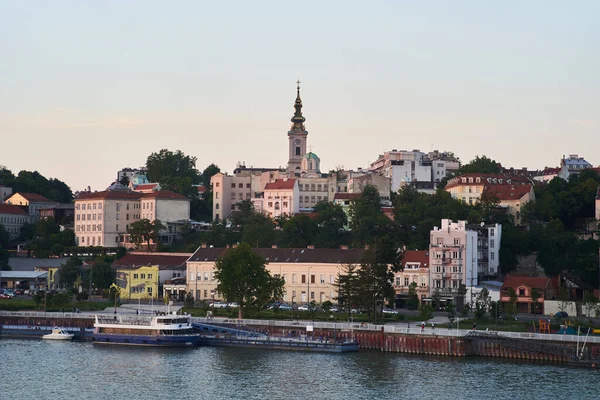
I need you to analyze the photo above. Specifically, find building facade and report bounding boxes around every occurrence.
[74,189,189,248]
[5,192,56,217]
[393,250,430,302]
[186,246,365,304]
[0,204,31,240]
[429,220,478,299]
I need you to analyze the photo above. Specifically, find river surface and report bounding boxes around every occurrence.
[0,338,597,399]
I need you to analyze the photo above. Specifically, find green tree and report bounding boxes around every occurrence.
[60,257,83,289]
[214,243,284,318]
[406,282,419,310]
[475,288,490,320]
[507,288,518,319]
[350,184,391,246]
[88,260,116,290]
[334,263,360,316]
[241,214,275,248]
[146,149,201,196]
[530,288,541,314]
[279,214,318,248]
[438,155,501,190]
[128,219,166,250]
[313,201,348,248]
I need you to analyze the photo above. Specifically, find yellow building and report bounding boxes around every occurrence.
[114,265,160,300]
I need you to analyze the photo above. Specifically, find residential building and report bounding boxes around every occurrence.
[254,179,299,218]
[0,186,12,202]
[117,167,146,184]
[561,154,592,174]
[39,204,75,225]
[368,149,459,193]
[500,275,553,314]
[5,192,56,217]
[532,165,570,183]
[186,245,366,304]
[466,222,502,278]
[483,184,535,226]
[429,220,478,300]
[596,186,600,222]
[0,204,31,240]
[74,188,189,248]
[211,173,253,221]
[112,252,190,299]
[393,250,430,303]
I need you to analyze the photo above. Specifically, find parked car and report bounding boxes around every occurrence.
[278,304,292,311]
[382,308,399,315]
[554,311,569,319]
[298,304,316,312]
[0,293,12,299]
[209,301,228,309]
[328,306,340,313]
[227,302,239,308]
[14,289,24,295]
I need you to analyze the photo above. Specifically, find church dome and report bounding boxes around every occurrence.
[304,152,320,160]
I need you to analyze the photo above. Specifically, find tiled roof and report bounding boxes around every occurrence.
[483,185,532,201]
[402,250,429,268]
[134,183,159,190]
[76,190,142,200]
[112,253,191,270]
[8,192,54,203]
[141,190,189,200]
[0,204,29,216]
[189,246,366,264]
[501,274,552,291]
[445,173,531,189]
[333,193,361,200]
[265,179,296,190]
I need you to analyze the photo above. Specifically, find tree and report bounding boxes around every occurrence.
[456,283,468,314]
[11,170,72,203]
[60,257,82,289]
[146,149,201,197]
[530,288,541,314]
[0,224,10,266]
[313,201,348,248]
[406,282,419,310]
[475,288,490,320]
[279,214,318,248]
[128,219,166,250]
[507,288,518,319]
[438,155,501,190]
[214,243,284,319]
[200,164,221,190]
[88,260,116,290]
[350,185,390,246]
[334,263,360,316]
[241,214,275,248]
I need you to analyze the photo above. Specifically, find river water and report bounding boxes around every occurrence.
[0,338,597,399]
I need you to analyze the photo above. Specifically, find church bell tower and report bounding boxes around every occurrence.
[287,81,308,173]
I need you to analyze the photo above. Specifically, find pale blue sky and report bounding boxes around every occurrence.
[1,1,598,192]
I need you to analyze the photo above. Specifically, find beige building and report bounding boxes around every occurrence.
[254,179,299,218]
[74,189,189,248]
[186,246,366,304]
[0,204,31,240]
[5,192,56,217]
[445,174,535,225]
[393,250,430,301]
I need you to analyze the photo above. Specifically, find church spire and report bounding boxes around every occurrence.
[290,80,306,132]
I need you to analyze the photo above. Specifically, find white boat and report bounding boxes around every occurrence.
[43,328,75,340]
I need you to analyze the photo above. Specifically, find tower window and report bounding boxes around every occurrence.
[296,147,301,156]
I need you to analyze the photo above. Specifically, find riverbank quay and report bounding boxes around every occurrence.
[2,312,600,367]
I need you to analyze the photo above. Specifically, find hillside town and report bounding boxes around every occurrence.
[1,84,599,320]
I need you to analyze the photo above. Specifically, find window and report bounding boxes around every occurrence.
[301,275,306,284]
[141,274,146,279]
[490,239,495,247]
[126,214,129,220]
[116,213,119,220]
[490,252,495,260]
[216,203,219,209]
[246,183,251,188]
[215,182,219,187]
[134,274,139,279]
[395,277,401,286]
[320,274,325,284]
[296,147,301,156]
[519,288,525,296]
[454,238,460,245]
[231,183,236,188]
[437,238,444,245]
[204,289,208,298]
[490,229,494,237]
[238,183,243,188]
[148,274,152,279]
[204,272,209,281]
[404,277,409,286]
[147,287,152,295]
[216,192,220,199]
[292,274,296,283]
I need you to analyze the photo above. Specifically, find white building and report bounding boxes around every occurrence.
[429,220,478,298]
[467,222,502,277]
[0,204,31,240]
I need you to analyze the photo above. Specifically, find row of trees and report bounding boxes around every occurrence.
[0,166,73,203]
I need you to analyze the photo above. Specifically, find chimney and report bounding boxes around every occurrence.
[307,245,315,249]
[272,244,278,249]
[201,242,207,249]
[340,245,348,250]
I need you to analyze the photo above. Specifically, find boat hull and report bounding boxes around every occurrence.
[92,333,201,347]
[42,334,74,340]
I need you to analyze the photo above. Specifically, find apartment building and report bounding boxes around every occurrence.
[5,192,56,217]
[393,250,430,302]
[429,220,478,299]
[0,204,31,240]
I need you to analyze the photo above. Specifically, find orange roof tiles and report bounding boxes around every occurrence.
[10,192,54,203]
[0,204,29,216]
[402,250,429,268]
[502,274,552,291]
[265,179,296,190]
[483,185,532,201]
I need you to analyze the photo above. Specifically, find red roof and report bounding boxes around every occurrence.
[483,185,532,201]
[76,190,142,200]
[134,183,159,190]
[141,190,189,201]
[502,275,552,291]
[8,192,54,203]
[445,173,531,189]
[402,250,429,268]
[541,167,561,175]
[197,186,207,194]
[0,204,29,216]
[333,193,361,200]
[112,253,191,270]
[265,179,296,190]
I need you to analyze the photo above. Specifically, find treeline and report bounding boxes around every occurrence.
[0,167,73,203]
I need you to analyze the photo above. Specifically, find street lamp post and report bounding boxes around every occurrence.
[211,290,215,317]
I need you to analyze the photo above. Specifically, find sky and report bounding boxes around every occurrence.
[1,1,599,192]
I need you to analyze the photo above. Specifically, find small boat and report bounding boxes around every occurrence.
[43,328,75,340]
[92,313,200,347]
